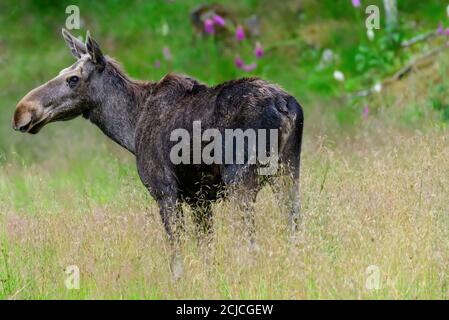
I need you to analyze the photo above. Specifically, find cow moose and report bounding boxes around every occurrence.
[12,29,304,278]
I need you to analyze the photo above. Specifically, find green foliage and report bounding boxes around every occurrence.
[430,84,449,122]
[354,31,403,74]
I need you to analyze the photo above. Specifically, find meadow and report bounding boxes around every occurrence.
[1,0,449,299]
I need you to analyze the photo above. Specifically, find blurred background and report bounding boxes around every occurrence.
[2,0,449,299]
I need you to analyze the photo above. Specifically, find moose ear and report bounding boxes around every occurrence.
[85,31,106,69]
[62,28,86,59]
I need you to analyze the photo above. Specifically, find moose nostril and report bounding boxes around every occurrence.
[13,119,32,132]
[13,121,31,132]
[19,121,32,132]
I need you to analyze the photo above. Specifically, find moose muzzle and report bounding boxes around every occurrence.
[13,99,45,133]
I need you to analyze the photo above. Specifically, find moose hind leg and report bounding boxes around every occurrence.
[238,190,259,253]
[273,162,300,235]
[287,174,300,233]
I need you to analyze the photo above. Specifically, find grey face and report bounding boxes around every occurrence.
[12,29,106,134]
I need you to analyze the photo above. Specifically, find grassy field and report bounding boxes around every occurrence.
[2,0,449,299]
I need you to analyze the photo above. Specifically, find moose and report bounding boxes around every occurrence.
[13,29,303,277]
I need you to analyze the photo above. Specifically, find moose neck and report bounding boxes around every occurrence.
[84,61,153,155]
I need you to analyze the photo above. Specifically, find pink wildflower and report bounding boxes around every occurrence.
[235,25,245,41]
[363,106,369,118]
[352,0,361,7]
[235,56,244,69]
[213,14,225,27]
[438,22,444,35]
[254,42,264,58]
[242,62,257,72]
[204,19,214,34]
[162,46,172,61]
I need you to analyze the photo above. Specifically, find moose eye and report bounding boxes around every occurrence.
[67,76,79,88]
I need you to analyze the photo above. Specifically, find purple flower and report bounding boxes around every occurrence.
[352,0,361,7]
[235,56,257,72]
[204,19,215,34]
[438,22,444,35]
[213,14,225,27]
[254,42,264,58]
[235,25,245,41]
[235,56,244,69]
[162,46,172,61]
[242,62,257,72]
[154,60,161,68]
[445,28,449,36]
[363,106,369,118]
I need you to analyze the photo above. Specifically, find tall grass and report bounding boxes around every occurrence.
[2,119,449,299]
[1,0,449,299]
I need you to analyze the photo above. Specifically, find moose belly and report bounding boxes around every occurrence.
[174,164,224,202]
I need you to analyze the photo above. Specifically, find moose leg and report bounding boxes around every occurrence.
[158,196,184,280]
[136,152,187,279]
[236,188,259,253]
[285,174,300,234]
[286,159,301,234]
[288,174,300,234]
[273,162,301,235]
[191,201,214,246]
[223,165,260,252]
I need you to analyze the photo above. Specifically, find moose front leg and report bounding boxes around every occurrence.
[136,154,186,279]
[157,195,184,280]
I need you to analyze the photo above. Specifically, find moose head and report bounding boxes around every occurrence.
[12,29,107,134]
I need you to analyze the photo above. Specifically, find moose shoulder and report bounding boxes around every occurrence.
[13,29,304,277]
